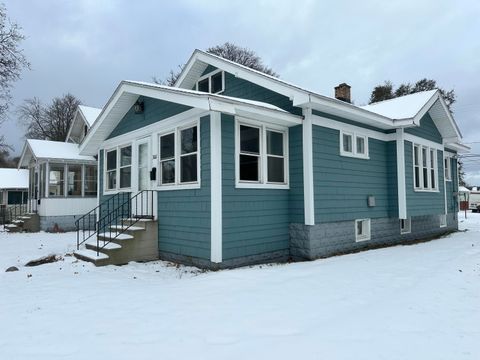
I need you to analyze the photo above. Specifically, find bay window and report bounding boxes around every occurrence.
[236,120,288,188]
[159,123,199,187]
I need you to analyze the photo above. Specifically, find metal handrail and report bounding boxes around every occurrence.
[76,190,155,255]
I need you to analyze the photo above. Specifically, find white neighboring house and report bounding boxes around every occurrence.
[0,168,29,207]
[17,105,101,231]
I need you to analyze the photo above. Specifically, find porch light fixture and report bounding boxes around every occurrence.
[134,101,144,114]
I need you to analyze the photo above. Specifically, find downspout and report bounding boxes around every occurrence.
[302,105,315,225]
[396,128,407,219]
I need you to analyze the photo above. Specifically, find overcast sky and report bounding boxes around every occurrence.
[2,0,480,183]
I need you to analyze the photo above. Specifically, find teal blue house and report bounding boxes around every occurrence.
[76,49,469,268]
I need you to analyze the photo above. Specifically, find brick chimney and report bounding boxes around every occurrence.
[334,83,351,103]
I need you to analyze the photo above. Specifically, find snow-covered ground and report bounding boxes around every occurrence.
[1,214,479,360]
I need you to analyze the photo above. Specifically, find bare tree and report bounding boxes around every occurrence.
[155,42,279,86]
[19,94,81,141]
[0,4,30,150]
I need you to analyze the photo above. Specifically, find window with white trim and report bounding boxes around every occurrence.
[400,218,411,234]
[355,218,371,242]
[340,130,369,159]
[444,156,452,181]
[105,145,132,191]
[196,70,224,94]
[159,123,199,187]
[236,120,288,187]
[413,143,438,191]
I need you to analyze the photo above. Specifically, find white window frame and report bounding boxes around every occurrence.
[340,130,369,159]
[439,214,447,228]
[412,143,438,192]
[195,69,225,94]
[157,120,200,190]
[444,155,452,182]
[400,218,411,234]
[355,218,371,242]
[119,145,133,190]
[235,117,289,189]
[104,143,133,193]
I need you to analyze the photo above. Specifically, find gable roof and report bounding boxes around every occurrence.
[79,80,303,155]
[18,139,96,168]
[66,105,102,143]
[0,168,28,189]
[175,50,467,146]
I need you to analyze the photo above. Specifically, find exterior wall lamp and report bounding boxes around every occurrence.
[134,101,144,114]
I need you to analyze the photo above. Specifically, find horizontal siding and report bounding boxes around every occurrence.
[157,115,211,259]
[222,73,302,116]
[289,125,304,223]
[108,96,192,139]
[312,110,390,133]
[404,141,445,216]
[405,113,442,144]
[313,125,394,222]
[221,114,289,260]
[386,141,399,217]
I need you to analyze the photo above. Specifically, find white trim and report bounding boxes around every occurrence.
[339,130,370,159]
[210,111,222,263]
[400,218,411,234]
[412,143,439,192]
[396,128,407,219]
[303,108,315,225]
[103,142,133,195]
[234,117,289,189]
[403,133,443,151]
[355,218,371,242]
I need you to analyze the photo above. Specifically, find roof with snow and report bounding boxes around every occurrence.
[360,90,438,120]
[0,168,29,189]
[78,105,102,127]
[18,139,96,168]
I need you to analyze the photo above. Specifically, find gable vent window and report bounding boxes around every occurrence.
[196,70,224,94]
[413,144,438,192]
[339,130,369,159]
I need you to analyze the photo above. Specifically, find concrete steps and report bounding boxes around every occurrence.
[5,213,40,233]
[74,218,158,266]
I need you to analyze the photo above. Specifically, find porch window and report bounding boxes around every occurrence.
[84,165,97,196]
[119,146,132,189]
[158,123,199,187]
[67,165,82,196]
[49,164,65,197]
[39,163,46,198]
[236,120,288,188]
[106,149,117,190]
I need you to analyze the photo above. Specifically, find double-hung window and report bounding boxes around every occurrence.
[105,145,132,191]
[236,120,288,188]
[444,156,452,181]
[413,143,438,191]
[340,130,369,159]
[159,123,199,187]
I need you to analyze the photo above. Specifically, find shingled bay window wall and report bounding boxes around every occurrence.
[33,163,97,198]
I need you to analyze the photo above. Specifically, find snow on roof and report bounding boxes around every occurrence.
[78,105,101,127]
[459,186,470,193]
[0,168,28,189]
[26,139,96,162]
[360,90,438,120]
[126,80,287,112]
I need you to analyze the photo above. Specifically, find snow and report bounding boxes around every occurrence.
[126,80,287,112]
[78,105,102,127]
[1,214,479,359]
[0,168,28,189]
[24,139,96,162]
[361,90,438,119]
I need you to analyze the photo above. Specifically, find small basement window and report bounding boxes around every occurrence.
[355,219,371,242]
[196,70,224,94]
[400,218,411,234]
[340,130,369,159]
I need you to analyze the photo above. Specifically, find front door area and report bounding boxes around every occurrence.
[132,137,156,219]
